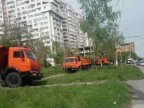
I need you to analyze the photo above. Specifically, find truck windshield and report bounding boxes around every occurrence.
[64,58,76,62]
[26,50,37,60]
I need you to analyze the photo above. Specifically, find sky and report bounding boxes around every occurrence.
[63,0,144,58]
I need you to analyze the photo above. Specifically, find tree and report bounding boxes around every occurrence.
[52,41,64,65]
[0,22,49,67]
[0,33,16,47]
[0,22,29,46]
[78,0,121,61]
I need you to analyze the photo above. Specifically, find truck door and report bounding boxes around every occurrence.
[10,50,28,72]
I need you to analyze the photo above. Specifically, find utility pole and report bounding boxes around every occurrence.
[115,43,118,66]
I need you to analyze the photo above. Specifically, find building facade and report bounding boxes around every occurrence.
[61,2,88,49]
[0,0,64,49]
[61,3,77,49]
[76,13,86,48]
[0,0,4,35]
[0,0,90,49]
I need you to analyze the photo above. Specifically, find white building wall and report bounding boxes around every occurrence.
[1,0,64,49]
[0,0,4,35]
[1,0,88,49]
[61,2,88,49]
[61,3,78,49]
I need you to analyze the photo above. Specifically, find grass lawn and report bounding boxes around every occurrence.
[0,81,130,108]
[42,66,64,77]
[45,65,144,85]
[0,65,142,108]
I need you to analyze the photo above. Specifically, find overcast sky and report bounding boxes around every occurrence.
[63,0,144,58]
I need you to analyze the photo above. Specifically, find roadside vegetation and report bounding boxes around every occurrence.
[0,81,130,108]
[0,0,142,107]
[43,66,64,77]
[44,65,144,85]
[0,65,143,108]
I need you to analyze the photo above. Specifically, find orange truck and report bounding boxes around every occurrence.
[62,56,92,72]
[0,46,43,87]
[96,56,110,65]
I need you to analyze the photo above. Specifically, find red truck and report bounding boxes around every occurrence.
[62,56,92,72]
[0,46,43,87]
[96,56,110,65]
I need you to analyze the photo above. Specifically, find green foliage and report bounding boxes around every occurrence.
[52,41,64,64]
[0,33,17,47]
[32,40,47,67]
[78,0,123,58]
[0,22,49,66]
[0,22,29,46]
[46,65,144,84]
[118,51,139,61]
[42,66,64,77]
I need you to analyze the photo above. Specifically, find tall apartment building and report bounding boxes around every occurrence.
[0,0,4,35]
[61,1,88,49]
[0,0,89,50]
[0,0,64,49]
[61,2,77,49]
[76,13,86,48]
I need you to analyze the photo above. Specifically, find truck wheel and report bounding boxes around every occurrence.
[5,72,22,88]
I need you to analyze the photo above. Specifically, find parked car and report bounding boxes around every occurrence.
[125,60,134,64]
[136,59,144,66]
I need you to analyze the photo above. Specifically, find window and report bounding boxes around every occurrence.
[14,51,24,58]
[37,3,41,5]
[23,16,26,19]
[26,50,37,60]
[64,58,76,63]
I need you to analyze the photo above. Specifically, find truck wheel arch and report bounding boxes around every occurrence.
[2,68,21,80]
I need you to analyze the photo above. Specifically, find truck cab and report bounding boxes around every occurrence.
[62,56,92,72]
[0,46,43,87]
[62,57,81,72]
[96,56,110,65]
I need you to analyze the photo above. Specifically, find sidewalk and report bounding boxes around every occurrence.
[126,66,144,108]
[127,80,144,108]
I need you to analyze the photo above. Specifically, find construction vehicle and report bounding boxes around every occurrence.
[0,46,43,87]
[96,56,110,65]
[62,56,92,72]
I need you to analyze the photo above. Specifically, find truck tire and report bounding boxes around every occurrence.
[5,72,22,88]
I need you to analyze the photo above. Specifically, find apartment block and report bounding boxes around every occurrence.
[76,13,86,48]
[0,0,90,50]
[0,0,4,35]
[0,0,64,49]
[61,1,88,49]
[61,3,77,49]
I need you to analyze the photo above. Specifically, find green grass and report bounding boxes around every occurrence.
[42,66,64,77]
[0,81,130,108]
[0,65,141,108]
[45,65,144,85]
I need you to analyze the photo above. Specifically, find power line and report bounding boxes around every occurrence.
[125,35,144,38]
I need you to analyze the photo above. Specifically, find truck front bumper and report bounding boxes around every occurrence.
[64,68,77,72]
[21,71,43,80]
[30,71,43,80]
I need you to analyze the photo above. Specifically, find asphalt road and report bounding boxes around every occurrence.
[127,66,144,108]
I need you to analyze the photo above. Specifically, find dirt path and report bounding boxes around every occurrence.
[29,81,106,88]
[42,74,66,80]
